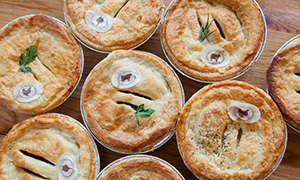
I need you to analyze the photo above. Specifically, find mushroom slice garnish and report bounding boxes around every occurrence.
[200,45,230,67]
[228,102,261,123]
[58,153,77,180]
[111,67,141,89]
[85,10,112,33]
[13,82,43,103]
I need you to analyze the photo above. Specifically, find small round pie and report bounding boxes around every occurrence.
[97,155,184,180]
[0,14,83,114]
[267,35,300,132]
[64,0,163,52]
[81,50,183,153]
[0,113,99,180]
[176,80,286,179]
[161,0,266,82]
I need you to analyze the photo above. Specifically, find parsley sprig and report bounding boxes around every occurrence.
[19,45,37,73]
[135,104,155,125]
[199,14,215,42]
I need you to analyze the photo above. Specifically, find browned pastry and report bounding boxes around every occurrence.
[64,0,163,52]
[177,80,286,180]
[0,113,97,180]
[267,36,300,131]
[0,14,82,114]
[81,50,183,153]
[97,155,183,179]
[161,0,265,82]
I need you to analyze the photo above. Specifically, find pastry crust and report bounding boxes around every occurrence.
[161,0,265,82]
[0,113,97,180]
[176,80,286,180]
[64,0,163,52]
[81,50,183,153]
[267,36,300,131]
[97,155,183,179]
[0,14,82,114]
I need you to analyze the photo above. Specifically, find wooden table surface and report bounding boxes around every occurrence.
[0,0,300,179]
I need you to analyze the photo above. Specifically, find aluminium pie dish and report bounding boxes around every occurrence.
[64,0,164,52]
[96,155,184,180]
[0,14,83,114]
[267,35,300,132]
[176,80,287,180]
[0,113,100,180]
[161,0,266,82]
[81,50,184,154]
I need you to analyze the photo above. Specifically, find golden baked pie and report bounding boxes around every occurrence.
[0,113,99,180]
[64,0,163,52]
[81,50,183,153]
[161,0,265,82]
[267,35,300,131]
[0,14,82,114]
[176,80,286,179]
[97,155,184,179]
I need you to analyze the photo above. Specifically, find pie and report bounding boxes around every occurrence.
[176,80,286,179]
[161,0,265,82]
[0,14,82,114]
[267,36,300,131]
[0,113,98,180]
[64,0,163,52]
[97,155,184,179]
[81,50,183,153]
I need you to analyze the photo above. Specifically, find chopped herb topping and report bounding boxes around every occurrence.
[19,45,37,73]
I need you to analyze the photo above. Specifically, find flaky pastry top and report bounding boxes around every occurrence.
[176,80,286,180]
[161,0,265,82]
[64,0,163,51]
[97,155,183,180]
[81,50,183,153]
[267,36,300,131]
[0,113,97,180]
[0,14,82,114]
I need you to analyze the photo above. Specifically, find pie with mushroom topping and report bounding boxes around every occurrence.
[0,113,98,180]
[0,14,82,114]
[81,50,183,153]
[64,0,163,52]
[161,0,265,82]
[176,80,286,179]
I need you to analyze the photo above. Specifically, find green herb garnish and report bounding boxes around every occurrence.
[199,14,215,42]
[135,104,155,125]
[19,45,37,73]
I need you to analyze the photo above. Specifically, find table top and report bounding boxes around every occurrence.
[0,0,300,179]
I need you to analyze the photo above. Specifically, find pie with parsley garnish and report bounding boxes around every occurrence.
[161,0,265,82]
